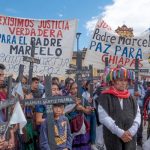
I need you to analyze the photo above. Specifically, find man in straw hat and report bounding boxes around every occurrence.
[96,65,141,150]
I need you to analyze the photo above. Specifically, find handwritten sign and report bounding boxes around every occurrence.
[0,15,77,76]
[84,19,150,69]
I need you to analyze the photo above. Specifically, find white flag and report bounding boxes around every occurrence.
[9,102,27,134]
[12,82,24,99]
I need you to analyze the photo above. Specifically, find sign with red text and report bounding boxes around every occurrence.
[84,19,150,69]
[0,15,77,76]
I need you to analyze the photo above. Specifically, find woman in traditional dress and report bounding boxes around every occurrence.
[65,82,93,150]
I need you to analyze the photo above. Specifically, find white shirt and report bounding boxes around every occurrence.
[98,99,141,138]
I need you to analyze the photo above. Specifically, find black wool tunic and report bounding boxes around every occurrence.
[97,94,137,150]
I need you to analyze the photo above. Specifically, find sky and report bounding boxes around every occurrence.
[0,0,150,50]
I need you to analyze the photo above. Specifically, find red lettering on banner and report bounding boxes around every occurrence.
[38,29,43,36]
[65,21,69,30]
[49,30,55,38]
[102,54,108,62]
[8,27,63,38]
[9,27,15,34]
[124,58,130,65]
[118,57,124,65]
[57,30,63,38]
[130,59,135,67]
[138,60,143,67]
[38,20,69,30]
[101,54,143,68]
[109,55,115,64]
[96,20,112,31]
[0,16,34,27]
[115,56,118,64]
[130,59,143,67]
[30,29,36,36]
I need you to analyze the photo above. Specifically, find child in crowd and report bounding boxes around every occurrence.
[66,82,92,150]
[35,83,61,126]
[40,103,72,150]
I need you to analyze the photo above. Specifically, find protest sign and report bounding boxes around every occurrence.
[84,19,150,69]
[0,15,77,76]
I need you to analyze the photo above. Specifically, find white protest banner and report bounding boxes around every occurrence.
[84,19,150,69]
[0,15,77,76]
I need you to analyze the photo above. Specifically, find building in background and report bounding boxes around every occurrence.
[115,24,134,37]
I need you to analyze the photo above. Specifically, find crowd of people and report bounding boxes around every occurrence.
[0,63,150,150]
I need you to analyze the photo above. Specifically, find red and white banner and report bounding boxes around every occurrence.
[0,15,77,76]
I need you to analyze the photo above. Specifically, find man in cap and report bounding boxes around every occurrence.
[96,65,141,150]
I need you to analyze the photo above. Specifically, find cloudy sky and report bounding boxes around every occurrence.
[0,0,150,49]
[86,0,150,36]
